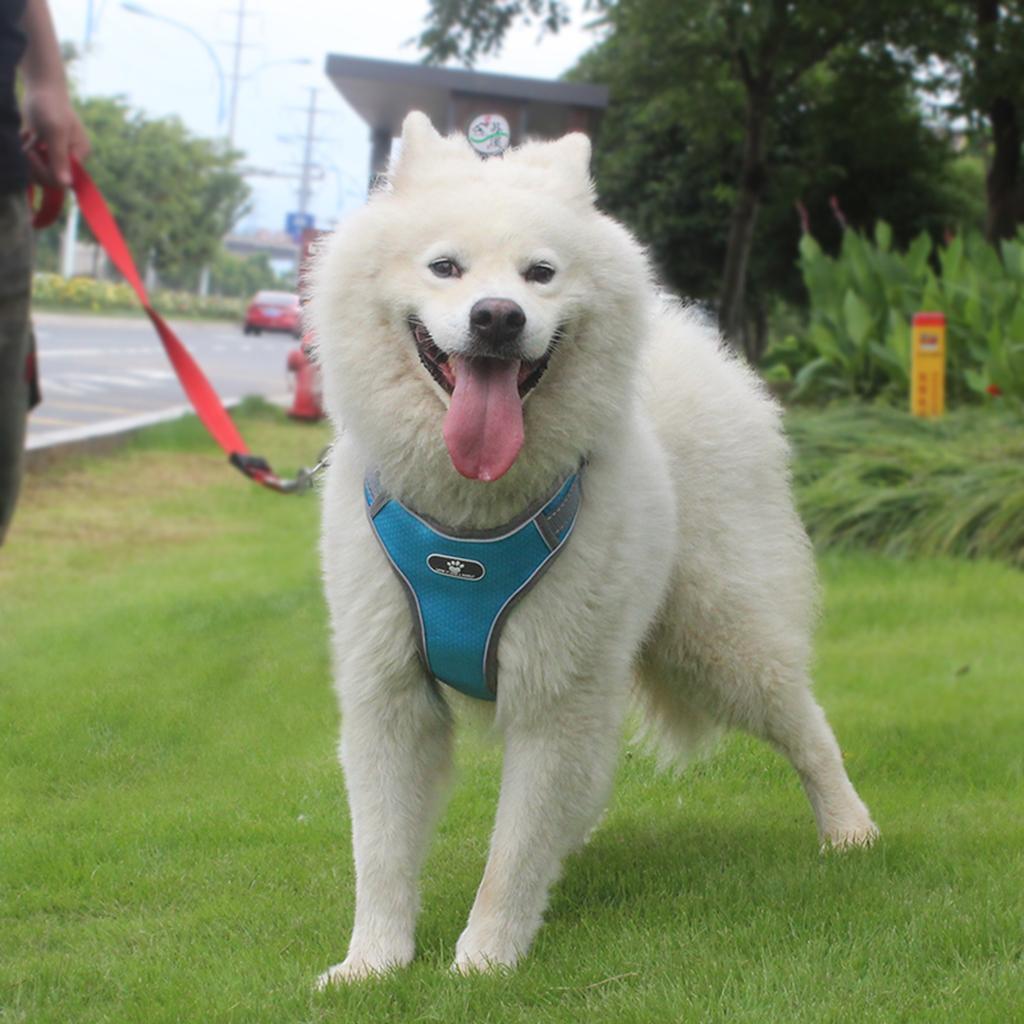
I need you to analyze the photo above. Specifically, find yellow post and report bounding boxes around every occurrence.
[910,312,946,417]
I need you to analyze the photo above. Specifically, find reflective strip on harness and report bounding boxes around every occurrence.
[365,470,582,701]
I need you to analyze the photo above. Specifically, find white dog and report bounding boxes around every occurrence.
[309,112,878,985]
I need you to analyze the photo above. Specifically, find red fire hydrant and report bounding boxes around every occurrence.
[286,334,324,421]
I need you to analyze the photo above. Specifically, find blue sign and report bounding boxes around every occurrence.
[285,211,314,241]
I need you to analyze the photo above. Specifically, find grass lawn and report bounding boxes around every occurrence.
[2,405,1022,1023]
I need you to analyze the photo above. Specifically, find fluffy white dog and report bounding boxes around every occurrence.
[309,112,878,985]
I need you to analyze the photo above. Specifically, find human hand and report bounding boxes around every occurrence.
[21,83,90,188]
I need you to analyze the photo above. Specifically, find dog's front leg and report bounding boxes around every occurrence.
[318,673,452,987]
[453,684,627,973]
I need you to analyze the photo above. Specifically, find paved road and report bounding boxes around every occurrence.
[28,312,296,450]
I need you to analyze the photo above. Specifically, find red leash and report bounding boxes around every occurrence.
[31,157,314,494]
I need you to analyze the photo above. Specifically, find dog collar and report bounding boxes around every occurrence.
[364,468,583,701]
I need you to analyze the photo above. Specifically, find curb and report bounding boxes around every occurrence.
[26,393,291,472]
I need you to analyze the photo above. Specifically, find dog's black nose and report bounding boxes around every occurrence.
[469,298,526,353]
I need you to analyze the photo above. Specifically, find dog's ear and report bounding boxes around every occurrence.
[519,132,594,204]
[398,111,443,161]
[548,132,592,181]
[390,112,457,190]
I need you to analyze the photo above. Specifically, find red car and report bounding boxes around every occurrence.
[243,290,301,336]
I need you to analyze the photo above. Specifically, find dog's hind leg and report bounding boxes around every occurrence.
[641,605,877,850]
[452,680,629,973]
[318,670,452,987]
[749,681,879,851]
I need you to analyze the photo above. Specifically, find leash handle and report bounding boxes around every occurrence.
[30,154,306,494]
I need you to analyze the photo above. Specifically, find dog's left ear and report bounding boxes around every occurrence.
[521,132,594,204]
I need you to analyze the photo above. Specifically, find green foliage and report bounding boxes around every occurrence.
[771,224,1024,402]
[34,96,251,289]
[570,19,971,330]
[417,0,571,65]
[32,272,244,320]
[788,403,1024,567]
[208,250,281,299]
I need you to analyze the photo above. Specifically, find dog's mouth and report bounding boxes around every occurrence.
[408,317,561,483]
[409,318,554,399]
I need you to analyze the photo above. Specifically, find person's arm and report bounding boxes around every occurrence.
[19,0,90,187]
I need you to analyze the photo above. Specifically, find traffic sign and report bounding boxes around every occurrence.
[285,211,315,242]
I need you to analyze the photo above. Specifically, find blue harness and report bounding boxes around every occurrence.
[364,469,583,701]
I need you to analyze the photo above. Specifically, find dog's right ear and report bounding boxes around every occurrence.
[390,112,451,191]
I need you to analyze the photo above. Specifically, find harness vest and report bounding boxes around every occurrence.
[365,469,583,701]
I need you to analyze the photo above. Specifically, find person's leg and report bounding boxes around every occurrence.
[0,191,33,546]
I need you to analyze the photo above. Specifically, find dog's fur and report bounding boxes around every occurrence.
[309,113,878,984]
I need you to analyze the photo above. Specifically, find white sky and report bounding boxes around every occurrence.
[51,0,600,234]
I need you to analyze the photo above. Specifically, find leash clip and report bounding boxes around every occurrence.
[229,446,331,495]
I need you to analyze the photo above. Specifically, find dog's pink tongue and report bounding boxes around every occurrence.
[443,356,524,481]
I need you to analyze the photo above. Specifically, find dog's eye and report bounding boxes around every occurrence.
[429,258,461,279]
[525,262,555,284]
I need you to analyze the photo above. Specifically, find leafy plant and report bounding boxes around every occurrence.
[774,223,1024,404]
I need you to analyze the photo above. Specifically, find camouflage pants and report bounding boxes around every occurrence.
[0,189,32,546]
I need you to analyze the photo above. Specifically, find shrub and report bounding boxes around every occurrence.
[767,224,1024,406]
[32,273,244,320]
[788,403,1024,567]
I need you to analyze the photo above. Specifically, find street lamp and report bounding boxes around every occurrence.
[121,2,227,132]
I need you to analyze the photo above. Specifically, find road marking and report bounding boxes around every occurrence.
[216,373,290,386]
[133,369,177,381]
[68,373,155,388]
[44,398,141,415]
[28,414,80,427]
[40,379,99,395]
[38,346,155,357]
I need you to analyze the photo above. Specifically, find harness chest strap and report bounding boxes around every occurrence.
[364,469,583,701]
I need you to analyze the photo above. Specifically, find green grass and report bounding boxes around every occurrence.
[788,403,1024,567]
[2,405,1022,1023]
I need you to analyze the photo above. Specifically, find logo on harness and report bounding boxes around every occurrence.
[428,554,485,580]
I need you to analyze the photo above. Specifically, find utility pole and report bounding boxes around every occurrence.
[226,0,249,146]
[297,87,320,215]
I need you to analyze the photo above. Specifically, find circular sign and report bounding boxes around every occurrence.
[467,113,511,157]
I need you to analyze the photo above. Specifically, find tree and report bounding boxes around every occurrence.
[76,96,250,288]
[417,0,571,65]
[912,1,1024,245]
[418,0,917,351]
[208,250,282,298]
[572,35,975,360]
[33,94,251,287]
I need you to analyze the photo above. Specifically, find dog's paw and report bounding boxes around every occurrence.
[315,952,408,989]
[821,819,880,852]
[451,926,525,975]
